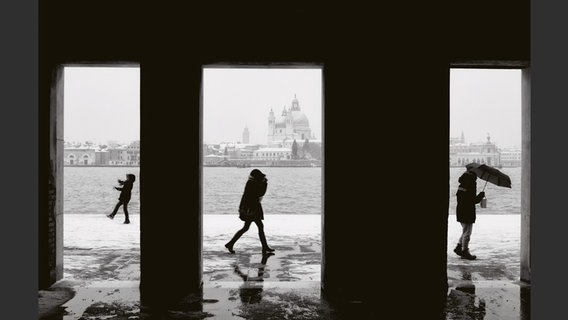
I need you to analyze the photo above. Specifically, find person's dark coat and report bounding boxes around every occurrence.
[239,169,267,221]
[456,171,485,224]
[116,176,135,203]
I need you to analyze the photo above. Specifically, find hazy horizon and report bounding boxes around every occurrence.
[203,68,323,145]
[451,68,522,149]
[64,67,140,144]
[63,66,521,149]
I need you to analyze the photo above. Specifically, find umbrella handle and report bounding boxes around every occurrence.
[482,179,488,192]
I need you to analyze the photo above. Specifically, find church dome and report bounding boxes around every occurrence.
[275,116,287,128]
[291,111,310,128]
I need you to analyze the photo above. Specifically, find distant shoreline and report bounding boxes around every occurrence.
[66,165,521,168]
[65,165,140,168]
[204,165,321,168]
[64,164,322,168]
[62,213,522,215]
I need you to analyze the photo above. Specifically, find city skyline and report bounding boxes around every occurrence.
[63,67,521,149]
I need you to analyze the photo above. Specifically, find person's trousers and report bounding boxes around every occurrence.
[228,218,268,248]
[111,200,130,221]
[458,222,473,250]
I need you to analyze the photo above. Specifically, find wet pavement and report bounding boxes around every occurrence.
[445,280,530,320]
[444,215,530,319]
[39,214,530,319]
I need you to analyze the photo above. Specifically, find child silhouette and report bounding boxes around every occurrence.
[107,173,135,224]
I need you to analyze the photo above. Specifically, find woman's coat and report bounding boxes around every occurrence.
[238,172,268,221]
[456,172,484,224]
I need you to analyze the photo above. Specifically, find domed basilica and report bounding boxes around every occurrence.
[267,95,315,145]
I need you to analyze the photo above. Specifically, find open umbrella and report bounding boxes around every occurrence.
[465,162,512,191]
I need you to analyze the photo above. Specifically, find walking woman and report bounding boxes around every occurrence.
[225,169,275,254]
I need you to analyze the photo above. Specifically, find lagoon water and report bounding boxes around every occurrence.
[64,166,520,216]
[203,167,322,215]
[64,167,142,216]
[64,166,323,216]
[449,166,521,215]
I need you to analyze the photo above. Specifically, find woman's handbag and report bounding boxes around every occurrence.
[480,197,487,208]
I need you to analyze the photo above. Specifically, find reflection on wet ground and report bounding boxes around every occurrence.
[41,249,530,319]
[39,214,530,319]
[444,215,530,319]
[445,277,530,320]
[39,243,345,319]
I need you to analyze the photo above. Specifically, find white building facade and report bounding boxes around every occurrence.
[450,134,501,167]
[500,148,522,167]
[64,148,96,165]
[267,95,315,146]
[253,148,292,160]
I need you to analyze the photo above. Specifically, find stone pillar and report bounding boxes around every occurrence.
[54,66,65,281]
[139,60,202,309]
[42,65,65,287]
[321,61,449,317]
[520,68,531,282]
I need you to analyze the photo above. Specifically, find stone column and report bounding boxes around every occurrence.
[520,68,531,282]
[139,60,203,309]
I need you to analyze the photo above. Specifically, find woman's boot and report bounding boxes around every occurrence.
[453,243,463,256]
[461,248,477,260]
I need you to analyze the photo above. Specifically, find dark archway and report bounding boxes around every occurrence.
[39,2,529,317]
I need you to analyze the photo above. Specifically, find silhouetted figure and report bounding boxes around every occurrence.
[107,174,135,224]
[225,169,275,254]
[233,252,274,304]
[453,170,485,260]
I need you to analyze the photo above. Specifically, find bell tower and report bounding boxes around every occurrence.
[242,124,250,144]
[267,108,275,143]
[291,94,300,111]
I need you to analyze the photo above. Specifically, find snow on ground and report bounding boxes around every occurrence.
[64,214,520,283]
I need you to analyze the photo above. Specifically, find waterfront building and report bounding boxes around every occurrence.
[253,147,292,160]
[64,140,139,166]
[238,147,255,159]
[210,142,261,160]
[450,131,465,145]
[267,95,315,146]
[450,133,501,167]
[108,144,140,166]
[64,147,96,165]
[233,144,260,159]
[203,154,226,166]
[125,141,141,165]
[500,148,522,167]
[281,139,322,149]
[227,147,239,159]
[205,144,223,157]
[95,151,110,165]
[108,148,126,165]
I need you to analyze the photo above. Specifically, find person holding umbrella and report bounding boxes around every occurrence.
[453,170,485,260]
[453,162,512,260]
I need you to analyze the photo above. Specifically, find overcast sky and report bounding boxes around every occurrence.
[63,67,521,148]
[64,67,140,143]
[203,68,323,145]
[450,68,521,148]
